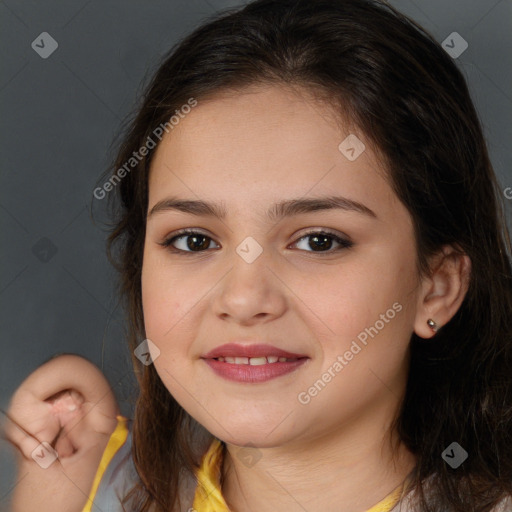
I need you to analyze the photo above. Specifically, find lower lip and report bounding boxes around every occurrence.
[203,358,308,383]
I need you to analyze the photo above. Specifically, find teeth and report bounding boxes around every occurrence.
[216,356,298,364]
[249,357,267,366]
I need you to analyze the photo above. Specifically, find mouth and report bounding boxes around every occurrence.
[202,343,309,383]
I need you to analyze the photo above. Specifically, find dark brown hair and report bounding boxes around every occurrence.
[96,0,512,510]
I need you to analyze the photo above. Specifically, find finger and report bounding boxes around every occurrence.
[19,355,119,419]
[47,389,85,428]
[3,410,61,464]
[5,388,61,441]
[52,429,75,458]
[51,403,91,455]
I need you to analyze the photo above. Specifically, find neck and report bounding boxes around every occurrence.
[221,404,416,512]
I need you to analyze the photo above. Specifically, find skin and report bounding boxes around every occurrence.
[4,355,119,512]
[142,83,471,512]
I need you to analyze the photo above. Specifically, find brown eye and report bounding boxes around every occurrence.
[159,229,218,253]
[291,231,353,253]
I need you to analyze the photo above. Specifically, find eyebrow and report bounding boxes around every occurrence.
[147,195,377,222]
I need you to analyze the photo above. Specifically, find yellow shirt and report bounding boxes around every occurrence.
[81,415,131,512]
[82,417,408,512]
[193,438,409,512]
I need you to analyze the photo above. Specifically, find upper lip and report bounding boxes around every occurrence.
[202,343,308,359]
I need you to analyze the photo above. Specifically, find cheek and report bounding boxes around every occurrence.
[302,251,416,353]
[141,252,212,363]
[303,265,399,328]
[141,251,181,339]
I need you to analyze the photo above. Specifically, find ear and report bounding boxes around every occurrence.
[414,244,472,339]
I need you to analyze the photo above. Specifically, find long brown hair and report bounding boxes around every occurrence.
[95,0,512,510]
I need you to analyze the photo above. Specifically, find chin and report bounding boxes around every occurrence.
[204,415,299,448]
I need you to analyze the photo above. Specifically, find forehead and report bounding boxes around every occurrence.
[152,84,351,168]
[147,84,402,222]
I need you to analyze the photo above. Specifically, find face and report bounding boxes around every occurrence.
[141,84,422,448]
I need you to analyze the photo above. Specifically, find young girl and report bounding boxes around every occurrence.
[4,0,512,511]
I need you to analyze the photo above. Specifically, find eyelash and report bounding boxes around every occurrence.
[158,228,354,256]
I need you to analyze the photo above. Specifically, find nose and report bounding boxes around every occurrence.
[211,243,288,326]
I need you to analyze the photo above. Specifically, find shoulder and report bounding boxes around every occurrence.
[81,415,141,512]
[81,415,205,512]
[388,477,512,512]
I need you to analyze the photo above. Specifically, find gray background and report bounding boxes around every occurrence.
[1,0,511,507]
